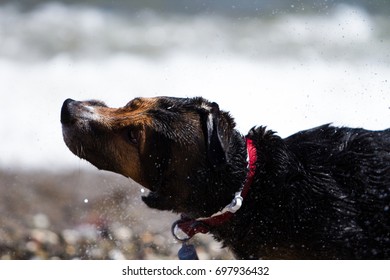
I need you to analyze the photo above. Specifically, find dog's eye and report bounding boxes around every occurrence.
[127,129,139,145]
[166,105,175,111]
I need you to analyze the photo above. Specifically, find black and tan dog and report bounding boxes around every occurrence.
[61,96,390,259]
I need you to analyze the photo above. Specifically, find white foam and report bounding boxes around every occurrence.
[0,4,389,170]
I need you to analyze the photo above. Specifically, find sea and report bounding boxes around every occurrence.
[0,0,389,170]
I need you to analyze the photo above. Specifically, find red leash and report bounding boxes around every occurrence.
[172,137,257,241]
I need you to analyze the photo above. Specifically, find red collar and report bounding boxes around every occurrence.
[172,137,257,241]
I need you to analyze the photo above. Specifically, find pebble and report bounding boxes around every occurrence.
[32,213,50,229]
[62,229,81,245]
[30,229,59,245]
[112,225,133,241]
[0,220,233,259]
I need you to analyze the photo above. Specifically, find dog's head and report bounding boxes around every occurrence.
[61,96,243,215]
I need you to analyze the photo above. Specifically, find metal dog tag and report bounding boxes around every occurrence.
[178,242,199,260]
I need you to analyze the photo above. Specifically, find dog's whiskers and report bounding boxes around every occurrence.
[76,144,86,158]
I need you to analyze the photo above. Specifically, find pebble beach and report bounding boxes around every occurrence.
[0,169,233,260]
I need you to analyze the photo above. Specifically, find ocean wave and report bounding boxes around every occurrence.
[0,2,389,169]
[0,2,389,63]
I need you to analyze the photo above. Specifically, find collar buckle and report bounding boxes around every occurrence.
[228,193,243,213]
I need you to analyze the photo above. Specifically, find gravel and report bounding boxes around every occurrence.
[0,169,233,259]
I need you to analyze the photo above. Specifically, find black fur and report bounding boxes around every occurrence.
[61,96,390,259]
[212,124,390,259]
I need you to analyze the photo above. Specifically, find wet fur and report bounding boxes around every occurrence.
[61,96,390,259]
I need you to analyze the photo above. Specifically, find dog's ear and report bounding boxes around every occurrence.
[203,102,227,169]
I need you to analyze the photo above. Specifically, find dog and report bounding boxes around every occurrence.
[61,96,390,259]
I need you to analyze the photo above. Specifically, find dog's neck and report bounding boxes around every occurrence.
[172,136,257,241]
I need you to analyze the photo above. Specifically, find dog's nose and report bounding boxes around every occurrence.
[61,98,76,125]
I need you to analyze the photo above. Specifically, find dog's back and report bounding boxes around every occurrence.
[280,125,390,258]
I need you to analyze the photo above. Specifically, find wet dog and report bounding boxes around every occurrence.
[61,96,390,259]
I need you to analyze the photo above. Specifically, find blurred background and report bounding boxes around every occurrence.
[0,0,389,259]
